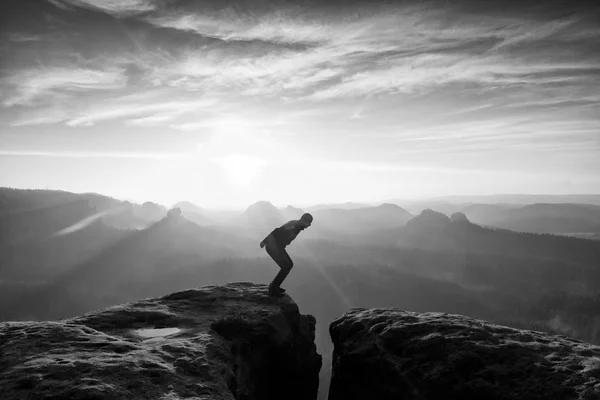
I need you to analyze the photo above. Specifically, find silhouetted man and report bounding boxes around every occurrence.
[260,213,313,297]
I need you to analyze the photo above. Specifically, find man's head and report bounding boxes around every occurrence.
[300,213,313,228]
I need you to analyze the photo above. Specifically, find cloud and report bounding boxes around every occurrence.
[7,33,43,42]
[1,67,127,107]
[326,160,495,175]
[304,54,600,100]
[11,114,69,126]
[52,0,156,16]
[141,3,600,101]
[446,103,494,115]
[125,114,176,126]
[0,150,190,159]
[146,10,335,45]
[2,0,599,141]
[66,97,217,127]
[379,116,600,159]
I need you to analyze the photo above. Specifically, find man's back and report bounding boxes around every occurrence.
[273,219,303,247]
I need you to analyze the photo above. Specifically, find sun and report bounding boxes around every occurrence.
[213,153,270,187]
[195,116,272,188]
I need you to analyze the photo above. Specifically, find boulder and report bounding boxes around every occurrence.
[0,282,322,400]
[329,308,600,400]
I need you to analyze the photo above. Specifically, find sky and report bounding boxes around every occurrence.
[1,0,599,208]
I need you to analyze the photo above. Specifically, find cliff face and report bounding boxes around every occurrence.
[0,282,322,400]
[329,308,600,400]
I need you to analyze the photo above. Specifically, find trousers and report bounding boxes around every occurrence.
[264,234,294,288]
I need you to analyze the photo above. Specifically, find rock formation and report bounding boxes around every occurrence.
[329,308,600,400]
[0,282,322,400]
[450,211,469,223]
[405,209,450,230]
[167,207,182,219]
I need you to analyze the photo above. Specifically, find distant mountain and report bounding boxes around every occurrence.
[388,200,466,216]
[174,201,215,226]
[2,212,260,319]
[432,194,600,206]
[174,201,244,225]
[305,202,371,212]
[460,203,518,225]
[312,203,412,234]
[399,209,600,267]
[389,194,600,214]
[231,201,286,233]
[282,205,305,220]
[459,203,600,234]
[0,188,122,218]
[492,203,600,234]
[137,202,167,222]
[0,188,167,231]
[173,201,207,215]
[0,199,97,246]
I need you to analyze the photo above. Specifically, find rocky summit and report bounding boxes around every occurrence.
[0,282,322,400]
[329,308,600,400]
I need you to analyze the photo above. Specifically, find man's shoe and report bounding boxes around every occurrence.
[268,285,285,298]
[268,288,285,298]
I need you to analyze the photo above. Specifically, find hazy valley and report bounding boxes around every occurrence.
[2,187,600,398]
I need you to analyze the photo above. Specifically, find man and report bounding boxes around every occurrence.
[260,213,313,297]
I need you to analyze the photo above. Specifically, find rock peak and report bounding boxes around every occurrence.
[450,211,469,223]
[329,307,600,400]
[0,282,322,400]
[405,208,450,230]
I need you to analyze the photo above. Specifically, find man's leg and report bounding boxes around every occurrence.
[271,247,293,289]
[265,239,292,295]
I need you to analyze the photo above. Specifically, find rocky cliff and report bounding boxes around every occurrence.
[0,282,322,400]
[329,308,600,400]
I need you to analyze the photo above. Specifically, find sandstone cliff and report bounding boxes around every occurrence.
[329,308,600,400]
[0,282,322,400]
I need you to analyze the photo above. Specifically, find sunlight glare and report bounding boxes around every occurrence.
[213,153,269,187]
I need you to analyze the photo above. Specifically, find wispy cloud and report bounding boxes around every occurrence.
[5,1,598,113]
[52,0,156,16]
[445,103,494,116]
[146,10,335,45]
[305,56,600,100]
[2,67,127,107]
[65,96,217,127]
[7,33,43,42]
[139,3,600,102]
[326,160,491,175]
[379,116,600,159]
[0,150,190,160]
[125,114,176,127]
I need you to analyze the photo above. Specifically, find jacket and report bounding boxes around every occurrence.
[267,220,305,248]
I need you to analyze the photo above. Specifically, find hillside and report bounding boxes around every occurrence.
[493,203,600,234]
[311,203,412,233]
[0,212,262,320]
[398,209,600,267]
